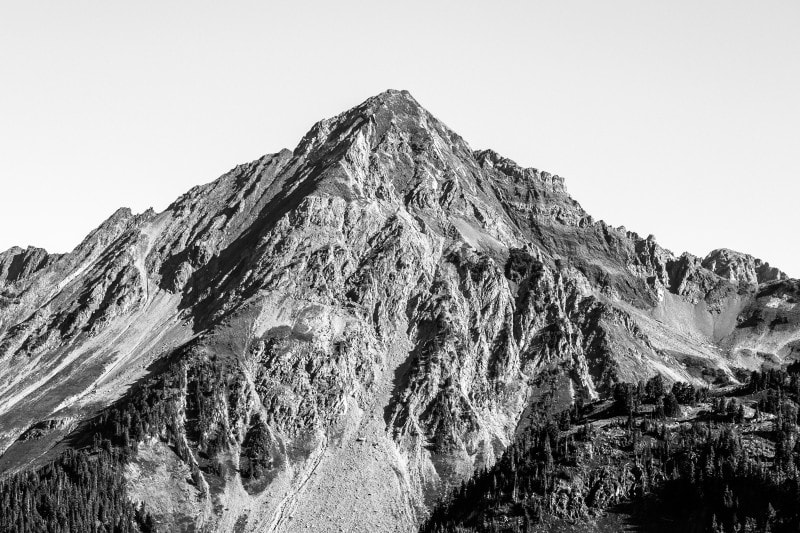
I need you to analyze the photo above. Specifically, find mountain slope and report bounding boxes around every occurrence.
[0,89,795,532]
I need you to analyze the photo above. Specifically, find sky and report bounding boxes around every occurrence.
[1,1,798,275]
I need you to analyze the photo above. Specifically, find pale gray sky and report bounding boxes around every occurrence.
[1,1,798,275]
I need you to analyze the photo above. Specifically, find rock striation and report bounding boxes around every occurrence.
[0,89,797,532]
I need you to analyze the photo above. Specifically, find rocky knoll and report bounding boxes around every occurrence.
[0,90,796,532]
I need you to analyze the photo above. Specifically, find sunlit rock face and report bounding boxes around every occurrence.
[0,89,795,532]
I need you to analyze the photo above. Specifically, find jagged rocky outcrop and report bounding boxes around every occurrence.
[0,89,797,532]
[702,247,786,286]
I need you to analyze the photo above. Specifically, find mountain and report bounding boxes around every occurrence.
[0,90,796,532]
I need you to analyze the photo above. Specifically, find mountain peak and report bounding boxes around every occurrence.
[348,88,435,129]
[358,88,426,117]
[293,88,469,164]
[365,88,419,107]
[702,247,787,285]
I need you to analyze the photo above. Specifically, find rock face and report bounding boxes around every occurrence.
[0,89,797,532]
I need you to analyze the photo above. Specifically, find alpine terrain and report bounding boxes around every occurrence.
[1,90,798,532]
